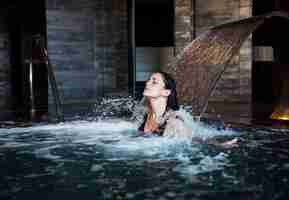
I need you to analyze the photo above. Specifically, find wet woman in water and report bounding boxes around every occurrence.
[133,71,238,146]
[133,71,193,139]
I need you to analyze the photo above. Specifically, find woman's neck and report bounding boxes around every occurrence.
[148,97,167,118]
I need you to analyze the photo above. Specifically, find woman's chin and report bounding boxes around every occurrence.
[143,93,150,97]
[143,90,149,96]
[143,92,153,98]
[143,90,158,98]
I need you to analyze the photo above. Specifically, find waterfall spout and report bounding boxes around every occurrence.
[167,11,289,118]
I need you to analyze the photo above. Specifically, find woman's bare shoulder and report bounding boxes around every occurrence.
[162,110,193,139]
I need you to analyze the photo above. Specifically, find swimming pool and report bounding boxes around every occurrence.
[1,98,289,200]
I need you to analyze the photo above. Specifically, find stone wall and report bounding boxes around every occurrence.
[0,16,11,120]
[160,0,192,68]
[175,0,193,54]
[159,0,192,77]
[46,0,128,115]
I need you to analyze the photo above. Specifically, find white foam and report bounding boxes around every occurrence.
[174,152,230,176]
[0,118,237,157]
[0,117,238,176]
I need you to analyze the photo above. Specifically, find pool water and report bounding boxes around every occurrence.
[1,117,289,200]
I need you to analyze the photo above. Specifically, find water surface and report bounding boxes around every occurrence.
[1,117,289,200]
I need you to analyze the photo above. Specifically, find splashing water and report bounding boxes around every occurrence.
[0,118,237,198]
[0,97,237,172]
[1,97,289,199]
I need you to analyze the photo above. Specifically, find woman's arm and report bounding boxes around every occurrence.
[162,112,238,147]
[199,137,239,148]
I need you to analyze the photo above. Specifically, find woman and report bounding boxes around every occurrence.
[133,71,238,146]
[134,71,193,139]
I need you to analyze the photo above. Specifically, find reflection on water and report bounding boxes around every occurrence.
[0,98,289,200]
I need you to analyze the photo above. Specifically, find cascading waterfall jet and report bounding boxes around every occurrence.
[167,11,289,119]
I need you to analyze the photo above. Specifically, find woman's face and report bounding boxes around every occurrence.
[143,73,170,98]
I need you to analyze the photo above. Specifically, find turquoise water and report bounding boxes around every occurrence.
[1,118,289,200]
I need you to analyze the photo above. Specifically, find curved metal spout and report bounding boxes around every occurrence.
[167,11,289,118]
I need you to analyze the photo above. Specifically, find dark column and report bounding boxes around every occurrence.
[252,0,289,121]
[127,0,136,97]
[8,0,48,121]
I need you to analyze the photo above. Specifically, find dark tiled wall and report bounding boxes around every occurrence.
[46,0,128,113]
[175,0,193,54]
[0,17,11,119]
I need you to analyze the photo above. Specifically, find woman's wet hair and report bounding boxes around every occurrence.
[158,71,179,111]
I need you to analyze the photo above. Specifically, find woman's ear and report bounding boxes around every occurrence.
[161,89,171,97]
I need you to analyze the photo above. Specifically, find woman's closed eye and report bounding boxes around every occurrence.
[146,78,158,84]
[152,80,158,84]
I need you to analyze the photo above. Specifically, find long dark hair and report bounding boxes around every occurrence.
[159,71,179,111]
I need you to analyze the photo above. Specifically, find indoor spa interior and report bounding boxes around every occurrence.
[0,0,289,199]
